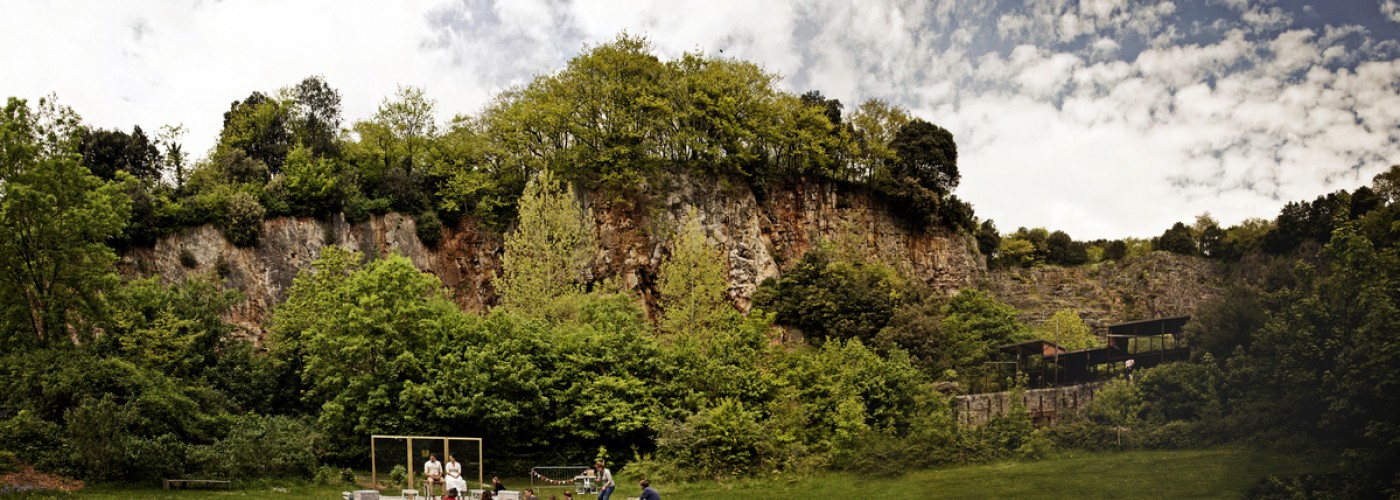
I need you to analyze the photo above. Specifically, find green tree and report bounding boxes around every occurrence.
[975,219,1001,259]
[217,91,290,174]
[495,170,595,317]
[279,144,344,216]
[79,125,161,182]
[752,247,905,345]
[0,97,132,348]
[1184,284,1268,360]
[429,115,520,227]
[665,52,779,177]
[1034,310,1097,351]
[849,98,911,181]
[549,34,670,188]
[271,249,462,461]
[889,118,958,194]
[938,290,1031,378]
[349,86,438,212]
[1193,213,1225,258]
[1156,222,1196,255]
[657,208,734,340]
[287,75,343,158]
[100,274,242,379]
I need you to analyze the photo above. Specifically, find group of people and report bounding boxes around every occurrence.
[418,456,657,500]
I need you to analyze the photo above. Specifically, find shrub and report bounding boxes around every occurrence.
[1016,429,1055,459]
[223,191,265,247]
[1043,419,1119,451]
[831,429,914,477]
[0,450,19,473]
[1087,378,1143,427]
[344,194,390,223]
[0,411,66,471]
[416,210,443,246]
[389,464,408,488]
[178,248,198,268]
[1140,420,1207,450]
[312,465,348,486]
[202,414,317,480]
[651,399,775,480]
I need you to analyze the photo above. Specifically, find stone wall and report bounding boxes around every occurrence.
[953,382,1105,427]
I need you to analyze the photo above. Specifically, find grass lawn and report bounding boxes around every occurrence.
[67,446,1332,499]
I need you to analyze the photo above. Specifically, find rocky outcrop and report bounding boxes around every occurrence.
[121,175,987,340]
[120,213,503,340]
[980,252,1225,332]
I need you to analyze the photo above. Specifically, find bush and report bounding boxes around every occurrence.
[178,248,198,268]
[0,450,19,473]
[1043,418,1123,451]
[651,399,775,480]
[416,210,443,246]
[1087,379,1143,427]
[831,430,914,477]
[0,411,66,472]
[1016,429,1055,459]
[201,414,317,480]
[223,191,265,247]
[312,465,350,486]
[344,194,390,223]
[389,464,408,488]
[1140,420,1207,449]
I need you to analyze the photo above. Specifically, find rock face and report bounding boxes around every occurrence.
[979,252,1225,333]
[120,176,987,340]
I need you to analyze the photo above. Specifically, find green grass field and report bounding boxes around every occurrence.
[69,446,1333,499]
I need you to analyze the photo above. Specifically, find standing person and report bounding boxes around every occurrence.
[594,460,615,500]
[638,479,660,500]
[424,453,444,499]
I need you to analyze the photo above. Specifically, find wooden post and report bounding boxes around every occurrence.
[408,439,415,491]
[477,439,484,491]
[371,438,378,487]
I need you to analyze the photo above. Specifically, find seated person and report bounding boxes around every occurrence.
[444,455,469,494]
[424,454,444,496]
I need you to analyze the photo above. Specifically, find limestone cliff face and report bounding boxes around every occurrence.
[120,176,987,340]
[120,213,502,340]
[980,252,1225,332]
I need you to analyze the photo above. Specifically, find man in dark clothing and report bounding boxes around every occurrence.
[639,479,660,500]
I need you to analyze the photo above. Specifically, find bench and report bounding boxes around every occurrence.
[163,479,232,490]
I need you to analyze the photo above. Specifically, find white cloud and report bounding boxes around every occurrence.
[4,0,1400,241]
[1383,0,1400,24]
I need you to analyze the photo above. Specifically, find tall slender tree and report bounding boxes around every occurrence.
[495,169,595,316]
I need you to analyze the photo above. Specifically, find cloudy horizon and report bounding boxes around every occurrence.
[5,0,1400,240]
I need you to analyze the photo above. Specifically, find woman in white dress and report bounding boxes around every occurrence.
[445,454,469,495]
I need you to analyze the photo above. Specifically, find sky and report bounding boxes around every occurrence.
[5,0,1400,240]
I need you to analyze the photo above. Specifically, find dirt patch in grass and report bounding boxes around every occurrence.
[0,465,85,493]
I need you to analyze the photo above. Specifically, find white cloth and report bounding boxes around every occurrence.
[445,461,462,478]
[424,459,443,478]
[599,467,613,488]
[444,475,468,494]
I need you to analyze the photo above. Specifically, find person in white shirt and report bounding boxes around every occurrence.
[444,454,468,495]
[424,454,444,497]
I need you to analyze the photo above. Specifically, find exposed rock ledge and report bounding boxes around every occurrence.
[121,177,986,341]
